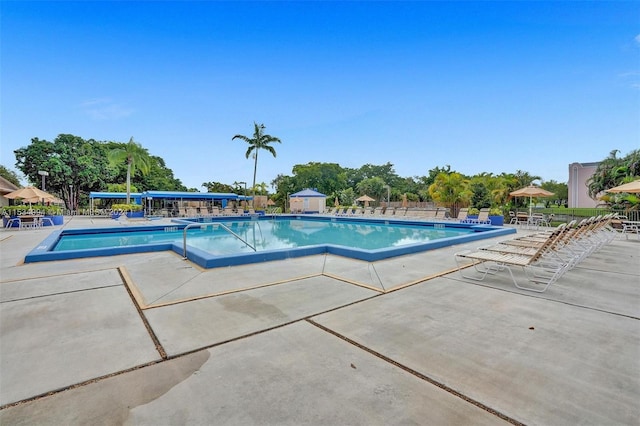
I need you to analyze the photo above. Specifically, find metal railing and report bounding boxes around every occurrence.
[511,208,639,223]
[182,222,256,259]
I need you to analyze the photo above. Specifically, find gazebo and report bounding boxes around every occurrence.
[289,189,327,214]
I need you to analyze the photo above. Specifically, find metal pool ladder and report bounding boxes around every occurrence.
[182,222,256,258]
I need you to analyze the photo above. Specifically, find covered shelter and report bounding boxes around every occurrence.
[142,191,248,216]
[89,192,144,215]
[289,189,327,214]
[89,191,252,216]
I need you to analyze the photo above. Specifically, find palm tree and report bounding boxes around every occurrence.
[232,123,281,205]
[107,137,152,204]
[428,172,471,213]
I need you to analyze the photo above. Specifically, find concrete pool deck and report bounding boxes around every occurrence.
[0,215,638,424]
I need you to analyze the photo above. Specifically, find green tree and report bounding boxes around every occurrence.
[0,165,21,187]
[541,180,568,207]
[232,122,281,204]
[428,172,471,210]
[138,156,186,192]
[514,170,542,190]
[469,181,491,209]
[355,177,387,202]
[587,149,640,199]
[14,134,111,209]
[291,162,347,196]
[203,181,235,193]
[353,163,400,187]
[338,187,356,206]
[107,137,153,204]
[270,174,296,211]
[107,183,138,193]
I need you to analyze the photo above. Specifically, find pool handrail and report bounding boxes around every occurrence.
[182,222,256,258]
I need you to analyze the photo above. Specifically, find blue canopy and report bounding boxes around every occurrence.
[142,191,241,200]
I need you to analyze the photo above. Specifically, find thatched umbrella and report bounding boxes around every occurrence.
[355,194,375,207]
[510,185,554,217]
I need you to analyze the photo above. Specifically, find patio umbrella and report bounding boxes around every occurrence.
[4,186,57,203]
[510,185,554,217]
[334,197,339,207]
[23,194,63,204]
[402,193,408,208]
[606,179,640,194]
[355,194,375,207]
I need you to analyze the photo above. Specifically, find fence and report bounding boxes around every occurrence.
[512,207,639,223]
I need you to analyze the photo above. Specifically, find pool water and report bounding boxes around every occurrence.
[53,219,470,255]
[27,216,516,268]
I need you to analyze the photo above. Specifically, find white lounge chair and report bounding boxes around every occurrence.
[454,224,575,293]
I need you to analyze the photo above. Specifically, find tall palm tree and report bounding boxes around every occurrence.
[232,123,281,205]
[107,137,152,204]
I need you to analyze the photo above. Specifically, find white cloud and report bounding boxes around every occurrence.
[79,98,134,120]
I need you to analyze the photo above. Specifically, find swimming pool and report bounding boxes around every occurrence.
[26,215,516,268]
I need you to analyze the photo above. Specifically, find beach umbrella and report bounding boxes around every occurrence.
[334,197,339,207]
[402,193,408,208]
[4,187,62,214]
[4,186,57,204]
[266,199,275,206]
[22,194,63,204]
[509,185,554,217]
[606,179,640,194]
[355,194,375,207]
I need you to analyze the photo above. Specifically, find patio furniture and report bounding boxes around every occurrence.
[622,220,640,240]
[4,214,20,229]
[19,215,42,229]
[454,224,573,293]
[454,208,469,222]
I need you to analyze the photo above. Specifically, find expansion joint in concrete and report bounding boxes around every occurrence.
[306,318,525,426]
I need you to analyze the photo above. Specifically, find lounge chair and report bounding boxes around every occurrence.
[434,208,449,221]
[399,207,410,218]
[454,208,469,222]
[476,208,492,224]
[454,224,572,293]
[404,209,420,219]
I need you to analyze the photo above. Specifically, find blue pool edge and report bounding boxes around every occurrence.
[24,217,517,268]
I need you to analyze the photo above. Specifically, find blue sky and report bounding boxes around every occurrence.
[2,1,638,191]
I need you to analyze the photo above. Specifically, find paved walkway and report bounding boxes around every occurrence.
[0,216,638,425]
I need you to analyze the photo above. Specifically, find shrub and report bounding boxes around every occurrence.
[468,207,480,215]
[44,205,63,215]
[111,203,143,212]
[489,207,503,216]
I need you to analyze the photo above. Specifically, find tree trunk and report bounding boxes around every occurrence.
[126,162,132,205]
